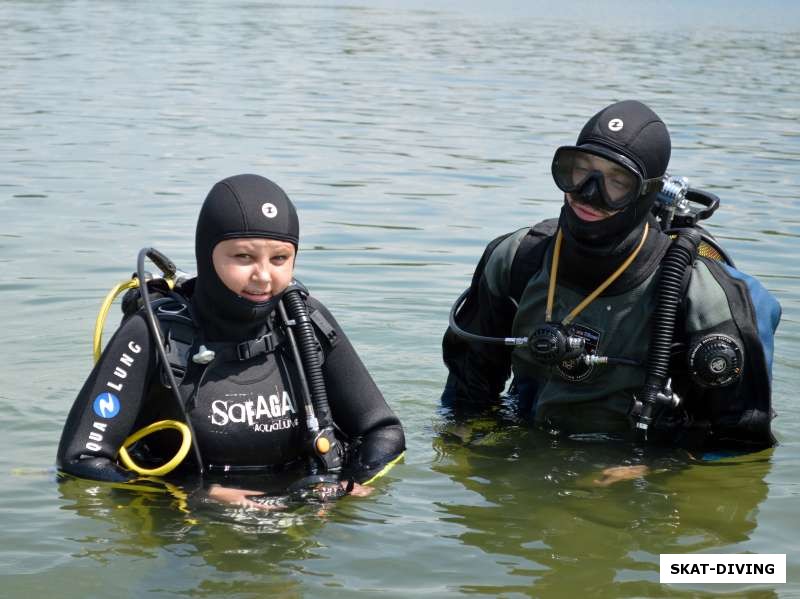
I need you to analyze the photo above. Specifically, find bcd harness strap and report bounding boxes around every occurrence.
[509,219,559,304]
[211,330,287,362]
[150,298,195,388]
[310,308,339,347]
[153,294,338,387]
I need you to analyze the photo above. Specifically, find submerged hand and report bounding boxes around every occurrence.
[593,465,649,487]
[207,484,285,510]
[208,481,373,510]
[346,481,374,497]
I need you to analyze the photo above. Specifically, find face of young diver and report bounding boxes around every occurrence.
[212,238,296,303]
[565,152,629,222]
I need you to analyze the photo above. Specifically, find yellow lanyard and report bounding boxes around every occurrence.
[545,222,649,325]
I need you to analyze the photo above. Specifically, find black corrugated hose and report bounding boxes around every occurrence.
[634,229,701,440]
[282,289,333,429]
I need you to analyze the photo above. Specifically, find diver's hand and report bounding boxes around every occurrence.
[207,484,284,510]
[345,481,374,497]
[593,465,649,487]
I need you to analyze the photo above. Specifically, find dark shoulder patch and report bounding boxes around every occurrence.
[310,307,339,348]
[509,218,558,302]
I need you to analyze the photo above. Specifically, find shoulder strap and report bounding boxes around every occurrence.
[309,307,339,349]
[509,218,558,303]
[151,295,197,384]
[451,230,518,329]
[121,277,173,318]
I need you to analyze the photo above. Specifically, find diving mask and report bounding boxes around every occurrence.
[552,146,663,211]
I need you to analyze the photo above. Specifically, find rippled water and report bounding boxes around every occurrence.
[1,1,799,597]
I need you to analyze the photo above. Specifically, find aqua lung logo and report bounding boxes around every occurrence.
[93,393,120,419]
[608,118,624,132]
[557,325,600,382]
[84,340,142,453]
[211,391,298,433]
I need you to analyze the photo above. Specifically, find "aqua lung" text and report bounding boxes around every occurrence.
[84,340,141,453]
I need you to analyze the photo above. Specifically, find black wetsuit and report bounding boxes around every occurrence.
[57,291,405,485]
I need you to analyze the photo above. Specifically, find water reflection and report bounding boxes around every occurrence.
[56,476,330,595]
[433,410,773,597]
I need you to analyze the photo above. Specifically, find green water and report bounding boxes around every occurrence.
[1,1,799,597]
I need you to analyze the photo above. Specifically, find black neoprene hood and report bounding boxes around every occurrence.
[576,99,671,179]
[195,174,299,256]
[193,174,300,337]
[558,100,671,247]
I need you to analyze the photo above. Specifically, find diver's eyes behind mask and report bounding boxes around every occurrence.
[552,146,663,210]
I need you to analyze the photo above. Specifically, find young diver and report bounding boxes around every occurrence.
[443,100,781,454]
[58,174,405,507]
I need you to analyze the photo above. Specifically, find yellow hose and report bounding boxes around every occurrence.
[93,279,140,363]
[94,276,188,477]
[118,420,192,477]
[546,223,649,326]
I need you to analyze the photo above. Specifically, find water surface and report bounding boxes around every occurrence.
[1,1,798,597]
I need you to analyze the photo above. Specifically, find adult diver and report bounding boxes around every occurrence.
[58,174,405,507]
[443,100,780,455]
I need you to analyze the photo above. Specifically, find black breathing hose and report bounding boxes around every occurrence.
[276,298,317,429]
[137,248,205,474]
[448,288,528,347]
[282,289,333,428]
[279,286,344,477]
[635,230,701,439]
